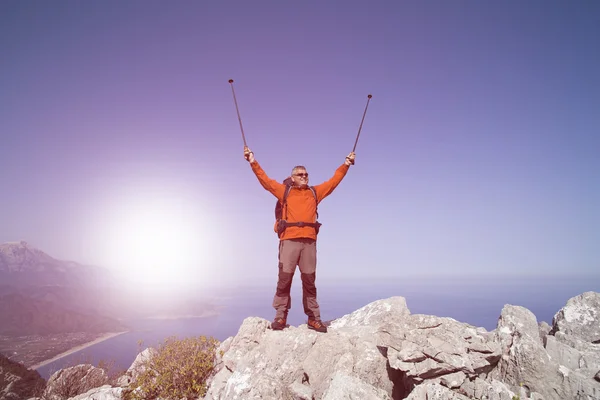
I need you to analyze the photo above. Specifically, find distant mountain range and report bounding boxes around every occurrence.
[0,241,113,287]
[0,241,220,336]
[0,241,127,336]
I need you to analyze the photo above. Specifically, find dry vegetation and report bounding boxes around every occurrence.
[123,335,220,400]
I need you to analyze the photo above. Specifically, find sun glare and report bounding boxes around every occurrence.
[102,194,212,289]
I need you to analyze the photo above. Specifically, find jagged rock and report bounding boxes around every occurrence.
[288,380,313,400]
[205,299,407,400]
[439,371,466,389]
[490,303,600,400]
[329,296,411,329]
[205,297,502,399]
[202,294,600,399]
[116,347,157,387]
[43,364,108,400]
[405,382,470,399]
[545,329,600,384]
[545,334,582,370]
[552,291,600,342]
[321,372,391,399]
[68,385,122,400]
[0,353,45,400]
[538,320,551,343]
[459,377,519,400]
[383,314,500,384]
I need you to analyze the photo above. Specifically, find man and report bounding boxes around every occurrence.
[244,146,355,333]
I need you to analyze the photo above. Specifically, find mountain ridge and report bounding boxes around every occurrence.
[0,241,113,288]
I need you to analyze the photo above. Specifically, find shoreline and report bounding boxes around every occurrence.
[30,331,128,370]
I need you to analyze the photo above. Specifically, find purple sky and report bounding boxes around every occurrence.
[1,1,599,290]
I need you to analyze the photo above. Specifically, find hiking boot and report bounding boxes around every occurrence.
[271,317,287,331]
[307,319,327,333]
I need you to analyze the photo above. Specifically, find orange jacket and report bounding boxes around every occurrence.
[250,161,350,241]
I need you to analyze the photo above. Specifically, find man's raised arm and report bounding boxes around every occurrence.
[314,152,355,202]
[244,147,285,200]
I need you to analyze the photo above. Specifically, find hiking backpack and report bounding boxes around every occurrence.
[274,177,321,238]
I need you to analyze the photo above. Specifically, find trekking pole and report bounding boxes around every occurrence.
[349,94,372,164]
[228,79,248,148]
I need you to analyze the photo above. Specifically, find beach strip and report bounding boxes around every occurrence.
[30,331,128,370]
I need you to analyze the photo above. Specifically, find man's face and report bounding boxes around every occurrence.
[292,169,309,187]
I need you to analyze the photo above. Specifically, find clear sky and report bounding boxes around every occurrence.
[1,1,599,291]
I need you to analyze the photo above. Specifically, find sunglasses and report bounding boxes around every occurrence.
[294,173,309,178]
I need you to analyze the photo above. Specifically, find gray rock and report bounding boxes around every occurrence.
[490,304,600,400]
[385,314,500,383]
[459,377,517,400]
[321,372,391,400]
[538,320,551,343]
[116,347,157,387]
[552,291,600,343]
[67,385,122,400]
[578,350,600,373]
[329,296,411,329]
[545,334,582,370]
[207,299,411,399]
[439,371,466,389]
[556,365,600,400]
[43,364,108,400]
[288,380,313,400]
[203,337,234,399]
[551,331,600,373]
[203,366,233,400]
[405,382,470,399]
[0,354,45,399]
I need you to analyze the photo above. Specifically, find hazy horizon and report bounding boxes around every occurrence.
[1,235,599,292]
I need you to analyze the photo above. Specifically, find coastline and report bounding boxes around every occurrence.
[30,331,128,370]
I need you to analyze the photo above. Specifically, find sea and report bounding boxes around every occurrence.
[35,276,598,380]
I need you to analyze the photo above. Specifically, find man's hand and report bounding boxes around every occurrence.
[345,152,356,166]
[244,146,255,163]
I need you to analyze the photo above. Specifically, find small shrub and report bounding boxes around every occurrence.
[123,335,219,400]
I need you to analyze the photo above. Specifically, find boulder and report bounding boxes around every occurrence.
[551,292,600,343]
[43,364,108,400]
[116,347,157,387]
[490,303,600,399]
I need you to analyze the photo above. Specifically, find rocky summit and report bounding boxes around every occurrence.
[40,291,600,400]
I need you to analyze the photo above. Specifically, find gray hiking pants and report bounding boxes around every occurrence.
[273,238,320,321]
